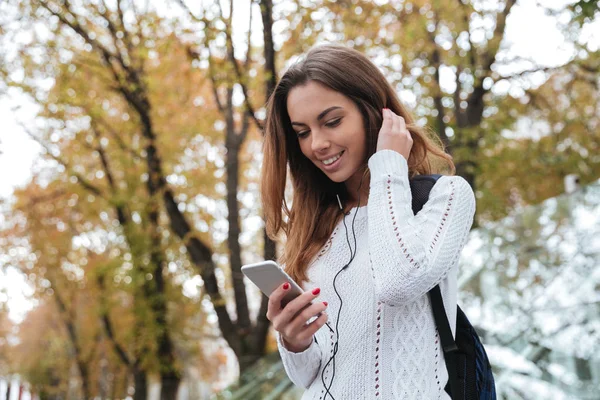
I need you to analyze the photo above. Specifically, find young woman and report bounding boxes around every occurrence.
[261,44,476,399]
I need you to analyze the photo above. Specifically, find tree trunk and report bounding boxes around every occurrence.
[52,289,92,400]
[144,138,181,396]
[225,141,251,334]
[251,0,279,363]
[260,0,277,99]
[152,258,181,400]
[260,0,278,267]
[450,0,517,198]
[160,372,181,400]
[455,158,476,189]
[78,364,91,400]
[132,368,147,400]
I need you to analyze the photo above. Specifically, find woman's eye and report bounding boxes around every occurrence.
[325,118,342,128]
[296,118,340,138]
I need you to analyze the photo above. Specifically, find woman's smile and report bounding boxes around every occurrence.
[320,150,344,170]
[287,81,367,191]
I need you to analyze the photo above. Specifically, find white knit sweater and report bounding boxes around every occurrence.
[276,150,476,399]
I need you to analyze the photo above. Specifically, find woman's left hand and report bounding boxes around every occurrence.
[376,108,413,160]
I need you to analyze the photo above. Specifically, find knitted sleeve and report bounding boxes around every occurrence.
[276,331,323,389]
[367,149,476,305]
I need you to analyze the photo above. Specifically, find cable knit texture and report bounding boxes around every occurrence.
[277,150,476,399]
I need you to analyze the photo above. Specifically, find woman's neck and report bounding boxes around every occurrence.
[344,178,370,209]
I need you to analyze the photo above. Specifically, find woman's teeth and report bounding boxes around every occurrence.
[323,152,343,165]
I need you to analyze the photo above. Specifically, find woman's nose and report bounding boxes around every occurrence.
[310,130,330,152]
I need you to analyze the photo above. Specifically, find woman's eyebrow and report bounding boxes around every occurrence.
[291,106,343,126]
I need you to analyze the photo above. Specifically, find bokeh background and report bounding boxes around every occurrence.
[0,0,599,399]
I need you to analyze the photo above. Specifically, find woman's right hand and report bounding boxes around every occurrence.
[267,283,329,353]
[377,108,413,160]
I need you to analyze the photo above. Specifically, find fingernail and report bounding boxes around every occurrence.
[283,283,290,290]
[323,301,328,306]
[312,288,320,295]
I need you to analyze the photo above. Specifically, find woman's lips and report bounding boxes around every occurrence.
[320,151,344,172]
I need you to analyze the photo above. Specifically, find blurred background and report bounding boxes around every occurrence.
[0,0,599,399]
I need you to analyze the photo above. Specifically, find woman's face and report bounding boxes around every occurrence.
[287,81,367,187]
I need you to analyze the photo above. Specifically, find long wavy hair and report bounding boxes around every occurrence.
[261,44,455,284]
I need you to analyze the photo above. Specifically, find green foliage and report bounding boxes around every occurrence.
[570,0,600,25]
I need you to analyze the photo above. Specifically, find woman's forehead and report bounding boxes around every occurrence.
[287,82,351,121]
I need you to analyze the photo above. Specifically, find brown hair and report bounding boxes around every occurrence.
[261,44,454,284]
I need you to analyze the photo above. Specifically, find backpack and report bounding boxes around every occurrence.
[410,175,496,400]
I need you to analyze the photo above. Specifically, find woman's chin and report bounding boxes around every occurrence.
[322,170,349,183]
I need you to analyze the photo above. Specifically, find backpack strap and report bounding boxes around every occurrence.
[429,285,462,399]
[410,174,462,399]
[429,286,458,354]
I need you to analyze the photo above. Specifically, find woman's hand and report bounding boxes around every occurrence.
[267,283,328,353]
[376,108,413,160]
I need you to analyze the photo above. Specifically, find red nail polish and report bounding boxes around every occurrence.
[323,301,328,306]
[283,283,290,290]
[312,288,320,295]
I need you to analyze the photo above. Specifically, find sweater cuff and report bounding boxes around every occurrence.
[368,150,408,180]
[277,332,321,367]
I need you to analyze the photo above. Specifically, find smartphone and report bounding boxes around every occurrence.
[241,260,304,307]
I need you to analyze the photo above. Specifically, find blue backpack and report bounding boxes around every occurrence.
[410,175,496,400]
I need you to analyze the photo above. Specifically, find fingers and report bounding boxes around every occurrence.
[388,109,408,137]
[273,287,322,331]
[266,282,330,353]
[391,110,400,135]
[397,114,412,144]
[378,108,413,158]
[286,300,328,336]
[266,282,289,321]
[381,108,393,133]
[296,311,329,342]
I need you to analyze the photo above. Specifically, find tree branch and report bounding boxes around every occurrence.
[220,0,264,130]
[96,273,134,367]
[456,0,477,71]
[481,0,517,74]
[426,9,450,150]
[21,125,105,198]
[79,102,144,161]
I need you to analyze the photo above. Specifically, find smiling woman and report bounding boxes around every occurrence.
[259,44,474,399]
[287,83,368,197]
[262,44,455,286]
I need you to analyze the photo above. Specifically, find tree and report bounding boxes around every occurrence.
[0,302,11,381]
[458,180,600,397]
[176,0,280,370]
[570,0,600,25]
[1,181,124,399]
[477,60,600,220]
[1,0,251,393]
[0,1,218,396]
[270,0,599,221]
